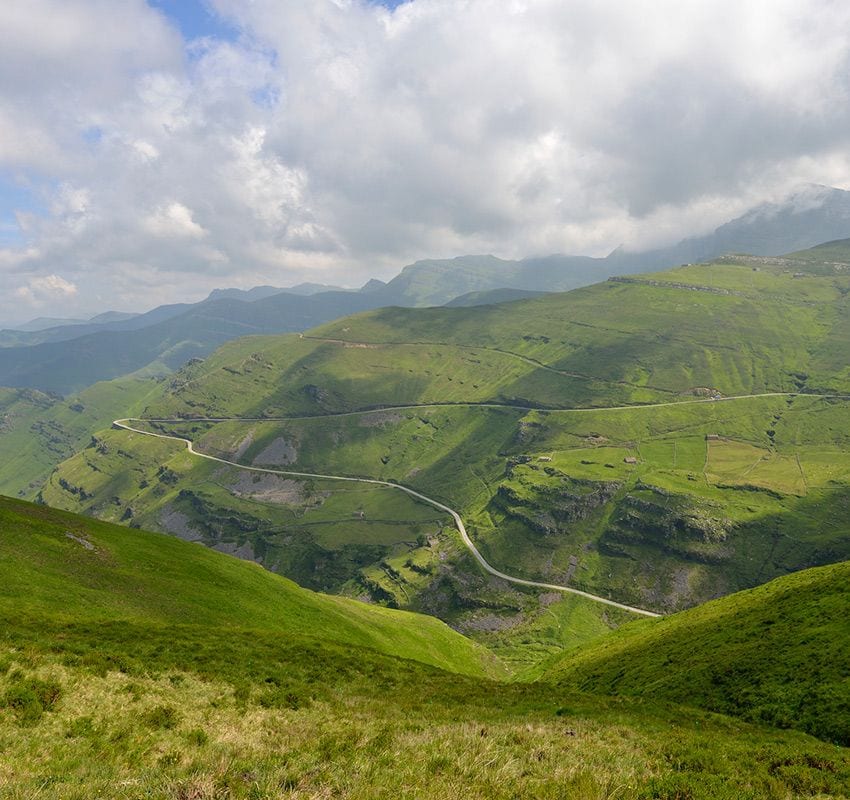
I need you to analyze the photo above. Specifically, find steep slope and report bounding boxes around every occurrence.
[0,495,491,677]
[545,560,850,745]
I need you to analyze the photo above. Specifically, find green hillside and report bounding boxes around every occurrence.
[0,376,163,499]
[545,560,850,745]
[0,495,491,677]
[144,250,850,420]
[2,497,849,798]
[37,246,850,670]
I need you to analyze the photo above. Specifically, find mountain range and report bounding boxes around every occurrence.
[0,184,849,395]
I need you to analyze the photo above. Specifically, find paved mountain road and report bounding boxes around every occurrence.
[114,390,850,619]
[114,416,662,617]
[139,390,850,425]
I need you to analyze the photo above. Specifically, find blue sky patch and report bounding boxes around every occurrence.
[0,175,50,246]
[148,0,240,43]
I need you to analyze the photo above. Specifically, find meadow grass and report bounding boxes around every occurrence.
[0,496,493,678]
[2,613,849,799]
[547,559,850,746]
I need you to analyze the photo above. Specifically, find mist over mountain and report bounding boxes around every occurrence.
[614,184,850,268]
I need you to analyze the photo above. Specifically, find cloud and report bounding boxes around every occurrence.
[144,202,207,239]
[14,274,78,304]
[2,0,850,321]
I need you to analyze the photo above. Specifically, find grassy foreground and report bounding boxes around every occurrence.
[2,497,850,798]
[4,642,850,800]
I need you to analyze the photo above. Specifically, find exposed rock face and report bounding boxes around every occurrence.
[158,507,203,541]
[600,486,732,565]
[496,476,622,535]
[253,437,299,466]
[228,472,317,506]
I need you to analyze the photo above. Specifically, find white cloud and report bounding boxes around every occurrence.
[144,202,207,239]
[14,274,78,304]
[2,0,850,322]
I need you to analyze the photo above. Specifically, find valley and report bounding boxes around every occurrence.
[7,8,850,795]
[112,412,663,617]
[3,245,850,797]
[28,245,850,675]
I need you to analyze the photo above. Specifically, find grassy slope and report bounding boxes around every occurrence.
[0,496,492,678]
[312,260,843,397]
[2,498,849,798]
[545,560,850,744]
[144,255,850,419]
[0,376,162,498]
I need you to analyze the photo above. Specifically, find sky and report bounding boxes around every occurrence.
[2,0,850,324]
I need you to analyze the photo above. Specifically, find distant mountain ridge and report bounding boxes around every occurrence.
[367,184,850,306]
[0,290,382,394]
[2,184,849,393]
[10,310,138,334]
[205,282,347,302]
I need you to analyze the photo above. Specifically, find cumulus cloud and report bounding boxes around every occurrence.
[144,202,207,239]
[2,0,850,322]
[14,274,78,304]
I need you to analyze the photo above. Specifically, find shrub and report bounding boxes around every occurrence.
[65,715,96,738]
[1,674,62,725]
[184,727,209,746]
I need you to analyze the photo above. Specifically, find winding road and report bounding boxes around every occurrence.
[113,416,663,617]
[114,390,850,620]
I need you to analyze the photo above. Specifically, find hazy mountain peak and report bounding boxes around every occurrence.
[741,183,849,222]
[285,283,348,296]
[360,278,387,293]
